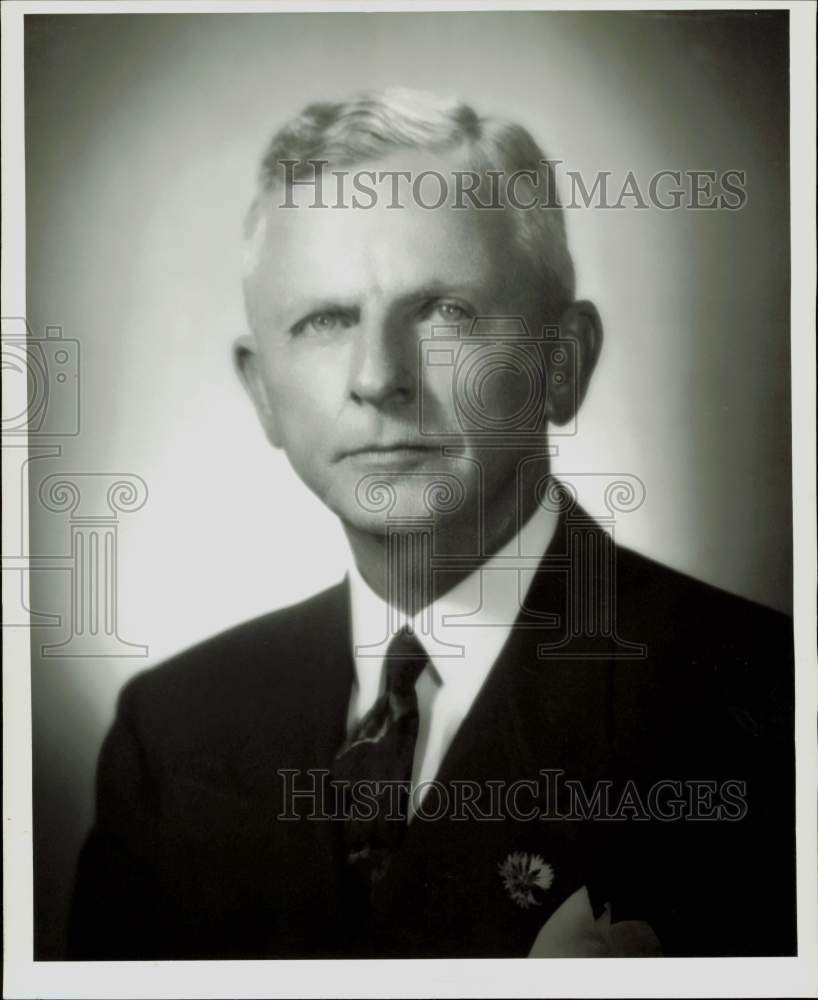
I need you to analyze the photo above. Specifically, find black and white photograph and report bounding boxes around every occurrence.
[2,2,816,997]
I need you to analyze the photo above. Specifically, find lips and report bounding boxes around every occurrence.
[346,443,434,454]
[340,442,440,468]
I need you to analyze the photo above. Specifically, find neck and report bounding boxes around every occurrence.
[344,480,551,615]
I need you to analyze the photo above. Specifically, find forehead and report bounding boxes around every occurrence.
[247,149,534,318]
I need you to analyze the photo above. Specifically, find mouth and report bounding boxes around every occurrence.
[340,443,441,468]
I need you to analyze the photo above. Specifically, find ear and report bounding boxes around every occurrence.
[232,334,282,448]
[545,300,603,426]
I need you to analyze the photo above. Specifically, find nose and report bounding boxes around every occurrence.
[347,314,415,408]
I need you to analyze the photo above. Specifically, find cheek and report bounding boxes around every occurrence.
[263,348,347,439]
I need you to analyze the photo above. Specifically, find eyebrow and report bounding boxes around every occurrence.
[400,282,483,304]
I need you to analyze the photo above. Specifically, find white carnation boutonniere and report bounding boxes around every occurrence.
[498,851,555,909]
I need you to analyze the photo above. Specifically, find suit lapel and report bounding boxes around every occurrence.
[367,511,622,956]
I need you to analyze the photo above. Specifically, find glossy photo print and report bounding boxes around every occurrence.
[3,4,816,999]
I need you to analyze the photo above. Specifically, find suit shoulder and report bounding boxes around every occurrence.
[613,541,791,641]
[121,578,349,717]
[611,543,793,735]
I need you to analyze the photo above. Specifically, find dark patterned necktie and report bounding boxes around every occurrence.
[332,627,428,889]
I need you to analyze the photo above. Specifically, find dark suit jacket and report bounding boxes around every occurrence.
[67,509,796,959]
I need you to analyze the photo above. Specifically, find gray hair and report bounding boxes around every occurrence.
[244,87,575,317]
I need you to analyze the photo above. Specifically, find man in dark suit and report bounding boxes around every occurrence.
[68,88,796,960]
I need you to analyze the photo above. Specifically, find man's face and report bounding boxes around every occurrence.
[240,150,559,541]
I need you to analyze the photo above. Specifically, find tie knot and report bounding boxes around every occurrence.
[383,627,428,699]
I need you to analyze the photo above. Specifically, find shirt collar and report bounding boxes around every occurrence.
[347,501,558,699]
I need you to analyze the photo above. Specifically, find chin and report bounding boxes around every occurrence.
[331,471,469,528]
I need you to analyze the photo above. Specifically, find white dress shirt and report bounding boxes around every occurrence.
[346,502,558,813]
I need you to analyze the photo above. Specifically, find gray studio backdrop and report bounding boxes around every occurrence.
[21,11,789,957]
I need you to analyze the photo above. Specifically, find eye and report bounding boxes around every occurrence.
[422,300,473,324]
[436,302,468,321]
[292,311,353,336]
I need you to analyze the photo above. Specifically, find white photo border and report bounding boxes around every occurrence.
[3,2,816,997]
